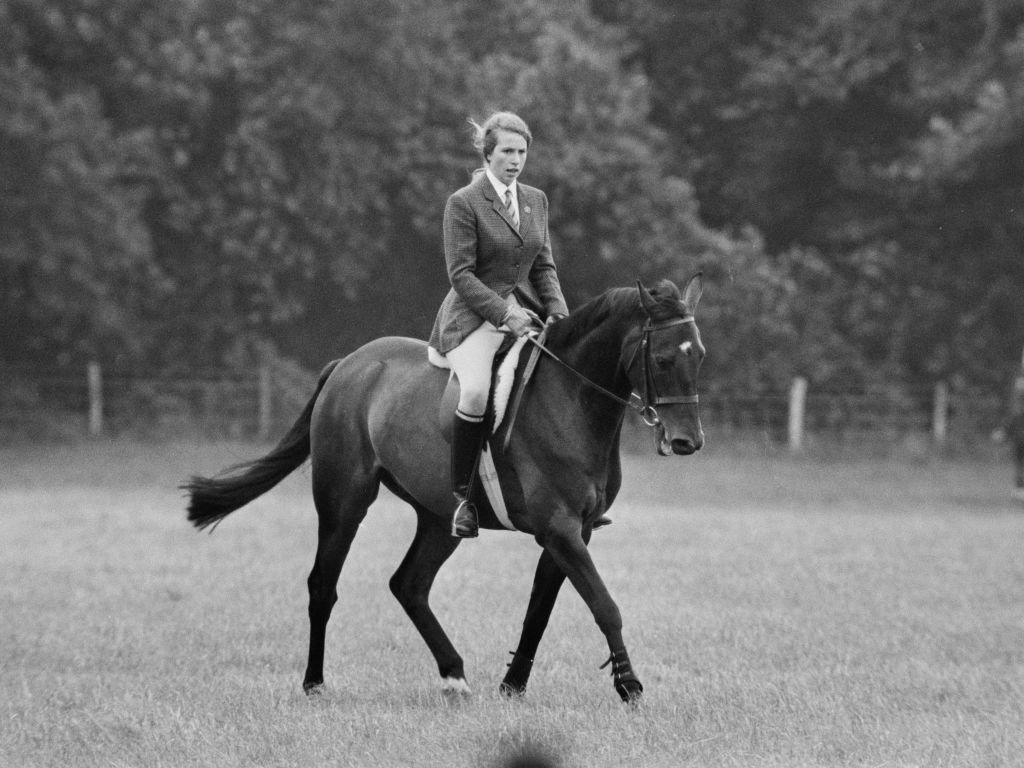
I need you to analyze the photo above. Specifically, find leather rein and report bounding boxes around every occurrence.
[512,315,698,440]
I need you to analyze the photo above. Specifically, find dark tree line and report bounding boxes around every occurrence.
[3,0,1022,395]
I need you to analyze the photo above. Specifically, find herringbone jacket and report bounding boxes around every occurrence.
[428,172,569,355]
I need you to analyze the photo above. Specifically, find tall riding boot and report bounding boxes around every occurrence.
[451,411,486,538]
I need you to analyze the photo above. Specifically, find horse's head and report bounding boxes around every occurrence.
[625,273,705,456]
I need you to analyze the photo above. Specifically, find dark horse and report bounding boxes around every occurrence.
[184,274,705,702]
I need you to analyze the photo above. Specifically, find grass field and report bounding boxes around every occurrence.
[1,439,1022,767]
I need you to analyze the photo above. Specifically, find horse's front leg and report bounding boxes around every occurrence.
[536,519,643,703]
[500,547,567,696]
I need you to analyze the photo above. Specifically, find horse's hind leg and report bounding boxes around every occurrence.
[388,507,467,693]
[302,470,378,695]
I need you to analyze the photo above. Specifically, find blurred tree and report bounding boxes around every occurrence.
[594,0,1024,390]
[125,0,407,370]
[21,0,1017,398]
[0,1,159,368]
[1,0,411,370]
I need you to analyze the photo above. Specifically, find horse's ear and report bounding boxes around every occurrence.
[682,271,703,314]
[636,280,657,317]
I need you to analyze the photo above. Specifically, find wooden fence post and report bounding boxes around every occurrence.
[932,381,949,444]
[258,365,272,440]
[788,376,807,453]
[87,361,103,437]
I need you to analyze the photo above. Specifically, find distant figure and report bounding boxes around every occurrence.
[993,349,1024,501]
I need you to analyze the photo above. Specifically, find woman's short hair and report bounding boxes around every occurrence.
[470,111,532,161]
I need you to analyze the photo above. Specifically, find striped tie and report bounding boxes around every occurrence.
[504,189,519,229]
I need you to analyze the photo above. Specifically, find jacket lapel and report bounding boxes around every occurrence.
[479,174,523,240]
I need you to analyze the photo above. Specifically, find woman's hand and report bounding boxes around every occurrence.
[503,305,541,336]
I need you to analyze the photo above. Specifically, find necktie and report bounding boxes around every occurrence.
[504,189,519,229]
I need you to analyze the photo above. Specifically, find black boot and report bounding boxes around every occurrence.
[451,411,486,538]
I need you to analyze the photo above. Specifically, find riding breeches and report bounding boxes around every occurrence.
[445,296,521,417]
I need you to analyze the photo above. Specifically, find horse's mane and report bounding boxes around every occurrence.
[547,279,687,347]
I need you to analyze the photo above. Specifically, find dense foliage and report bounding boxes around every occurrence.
[3,0,1022,392]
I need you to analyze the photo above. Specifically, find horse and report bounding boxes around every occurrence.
[183,273,705,702]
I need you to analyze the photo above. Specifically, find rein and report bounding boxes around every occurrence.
[511,315,698,439]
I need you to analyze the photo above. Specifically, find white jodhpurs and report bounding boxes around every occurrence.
[445,297,520,417]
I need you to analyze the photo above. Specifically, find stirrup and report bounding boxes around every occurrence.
[451,497,479,538]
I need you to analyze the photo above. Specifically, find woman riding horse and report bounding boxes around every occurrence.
[184,275,706,703]
[428,111,568,539]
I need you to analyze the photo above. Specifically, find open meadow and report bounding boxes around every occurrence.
[1,438,1022,767]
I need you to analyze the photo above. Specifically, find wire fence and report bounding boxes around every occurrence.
[701,383,1003,449]
[2,361,315,441]
[0,362,1010,453]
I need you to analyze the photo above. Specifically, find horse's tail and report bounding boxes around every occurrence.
[183,360,341,531]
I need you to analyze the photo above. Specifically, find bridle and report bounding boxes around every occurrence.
[623,316,700,427]
[523,314,700,430]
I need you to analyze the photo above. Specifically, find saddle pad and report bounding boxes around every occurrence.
[491,334,529,433]
[477,336,529,531]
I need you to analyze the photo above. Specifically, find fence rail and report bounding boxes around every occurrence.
[0,362,1009,450]
[2,362,313,440]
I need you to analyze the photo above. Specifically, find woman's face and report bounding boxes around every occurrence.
[486,129,528,186]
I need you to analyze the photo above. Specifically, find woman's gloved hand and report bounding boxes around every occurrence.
[503,305,541,336]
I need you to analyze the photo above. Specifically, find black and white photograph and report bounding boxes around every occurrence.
[2,1,1023,766]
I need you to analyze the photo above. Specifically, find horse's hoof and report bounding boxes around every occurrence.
[499,680,527,698]
[303,681,325,697]
[441,676,472,697]
[615,679,644,704]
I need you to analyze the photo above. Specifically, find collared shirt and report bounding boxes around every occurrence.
[485,168,519,222]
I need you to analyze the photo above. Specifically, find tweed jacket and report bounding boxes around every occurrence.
[428,172,569,355]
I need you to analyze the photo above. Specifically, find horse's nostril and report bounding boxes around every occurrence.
[672,438,696,455]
